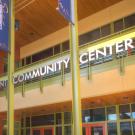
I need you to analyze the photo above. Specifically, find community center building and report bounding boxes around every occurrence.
[0,0,135,135]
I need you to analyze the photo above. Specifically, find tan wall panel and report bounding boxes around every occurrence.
[0,64,135,112]
[20,0,135,58]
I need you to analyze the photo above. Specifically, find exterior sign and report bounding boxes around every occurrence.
[57,0,74,24]
[0,0,9,51]
[0,38,134,88]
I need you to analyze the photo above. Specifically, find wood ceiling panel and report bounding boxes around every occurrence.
[15,0,123,48]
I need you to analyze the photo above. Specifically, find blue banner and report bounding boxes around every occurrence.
[0,0,9,51]
[58,0,74,24]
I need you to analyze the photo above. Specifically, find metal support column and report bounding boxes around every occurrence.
[7,0,15,135]
[70,0,82,135]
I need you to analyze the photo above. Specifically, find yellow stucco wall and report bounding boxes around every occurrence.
[0,63,135,112]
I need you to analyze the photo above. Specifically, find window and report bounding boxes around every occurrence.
[91,108,105,122]
[132,121,135,135]
[26,129,30,135]
[114,19,124,32]
[79,29,100,46]
[2,129,6,135]
[79,32,91,45]
[42,48,53,59]
[56,113,62,125]
[54,44,60,55]
[4,64,7,73]
[125,14,135,28]
[26,56,31,65]
[81,108,106,122]
[15,61,20,69]
[83,127,86,135]
[56,127,62,135]
[89,29,100,41]
[82,109,91,123]
[32,48,53,63]
[101,24,111,37]
[31,114,54,126]
[22,58,25,66]
[64,126,71,135]
[119,105,131,119]
[32,53,42,63]
[107,106,117,121]
[64,112,71,124]
[26,117,30,127]
[131,104,135,119]
[120,122,132,135]
[62,41,69,52]
[108,122,117,135]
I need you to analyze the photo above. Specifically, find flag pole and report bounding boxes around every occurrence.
[7,0,15,134]
[70,0,82,135]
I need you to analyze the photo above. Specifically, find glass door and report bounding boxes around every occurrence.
[44,128,54,135]
[32,128,54,135]
[83,123,105,135]
[32,128,43,135]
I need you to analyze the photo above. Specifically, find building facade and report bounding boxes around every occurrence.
[0,0,135,135]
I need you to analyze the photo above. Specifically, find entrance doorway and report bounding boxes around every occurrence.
[83,123,105,135]
[32,127,54,135]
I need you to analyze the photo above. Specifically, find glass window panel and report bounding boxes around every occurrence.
[42,48,53,59]
[21,118,24,127]
[119,105,131,119]
[79,28,100,46]
[32,53,42,63]
[79,32,91,45]
[56,127,62,135]
[64,112,71,124]
[82,109,90,123]
[2,129,7,135]
[107,106,117,121]
[15,61,20,69]
[26,128,30,135]
[21,129,23,135]
[91,126,103,135]
[125,14,135,28]
[64,126,71,135]
[4,64,7,73]
[120,122,132,135]
[132,121,135,135]
[83,127,86,135]
[62,41,69,52]
[132,104,135,119]
[31,114,54,126]
[26,117,30,127]
[33,130,40,135]
[56,113,62,125]
[101,24,111,37]
[44,129,53,135]
[22,59,25,66]
[54,45,60,55]
[32,48,53,63]
[108,122,117,135]
[91,108,105,122]
[114,19,124,33]
[26,56,31,65]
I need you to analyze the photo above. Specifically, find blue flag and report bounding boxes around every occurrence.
[0,0,9,51]
[57,0,74,24]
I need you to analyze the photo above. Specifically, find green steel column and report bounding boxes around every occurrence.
[7,0,15,135]
[70,0,82,135]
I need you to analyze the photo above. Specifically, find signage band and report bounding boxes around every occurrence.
[0,38,134,88]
